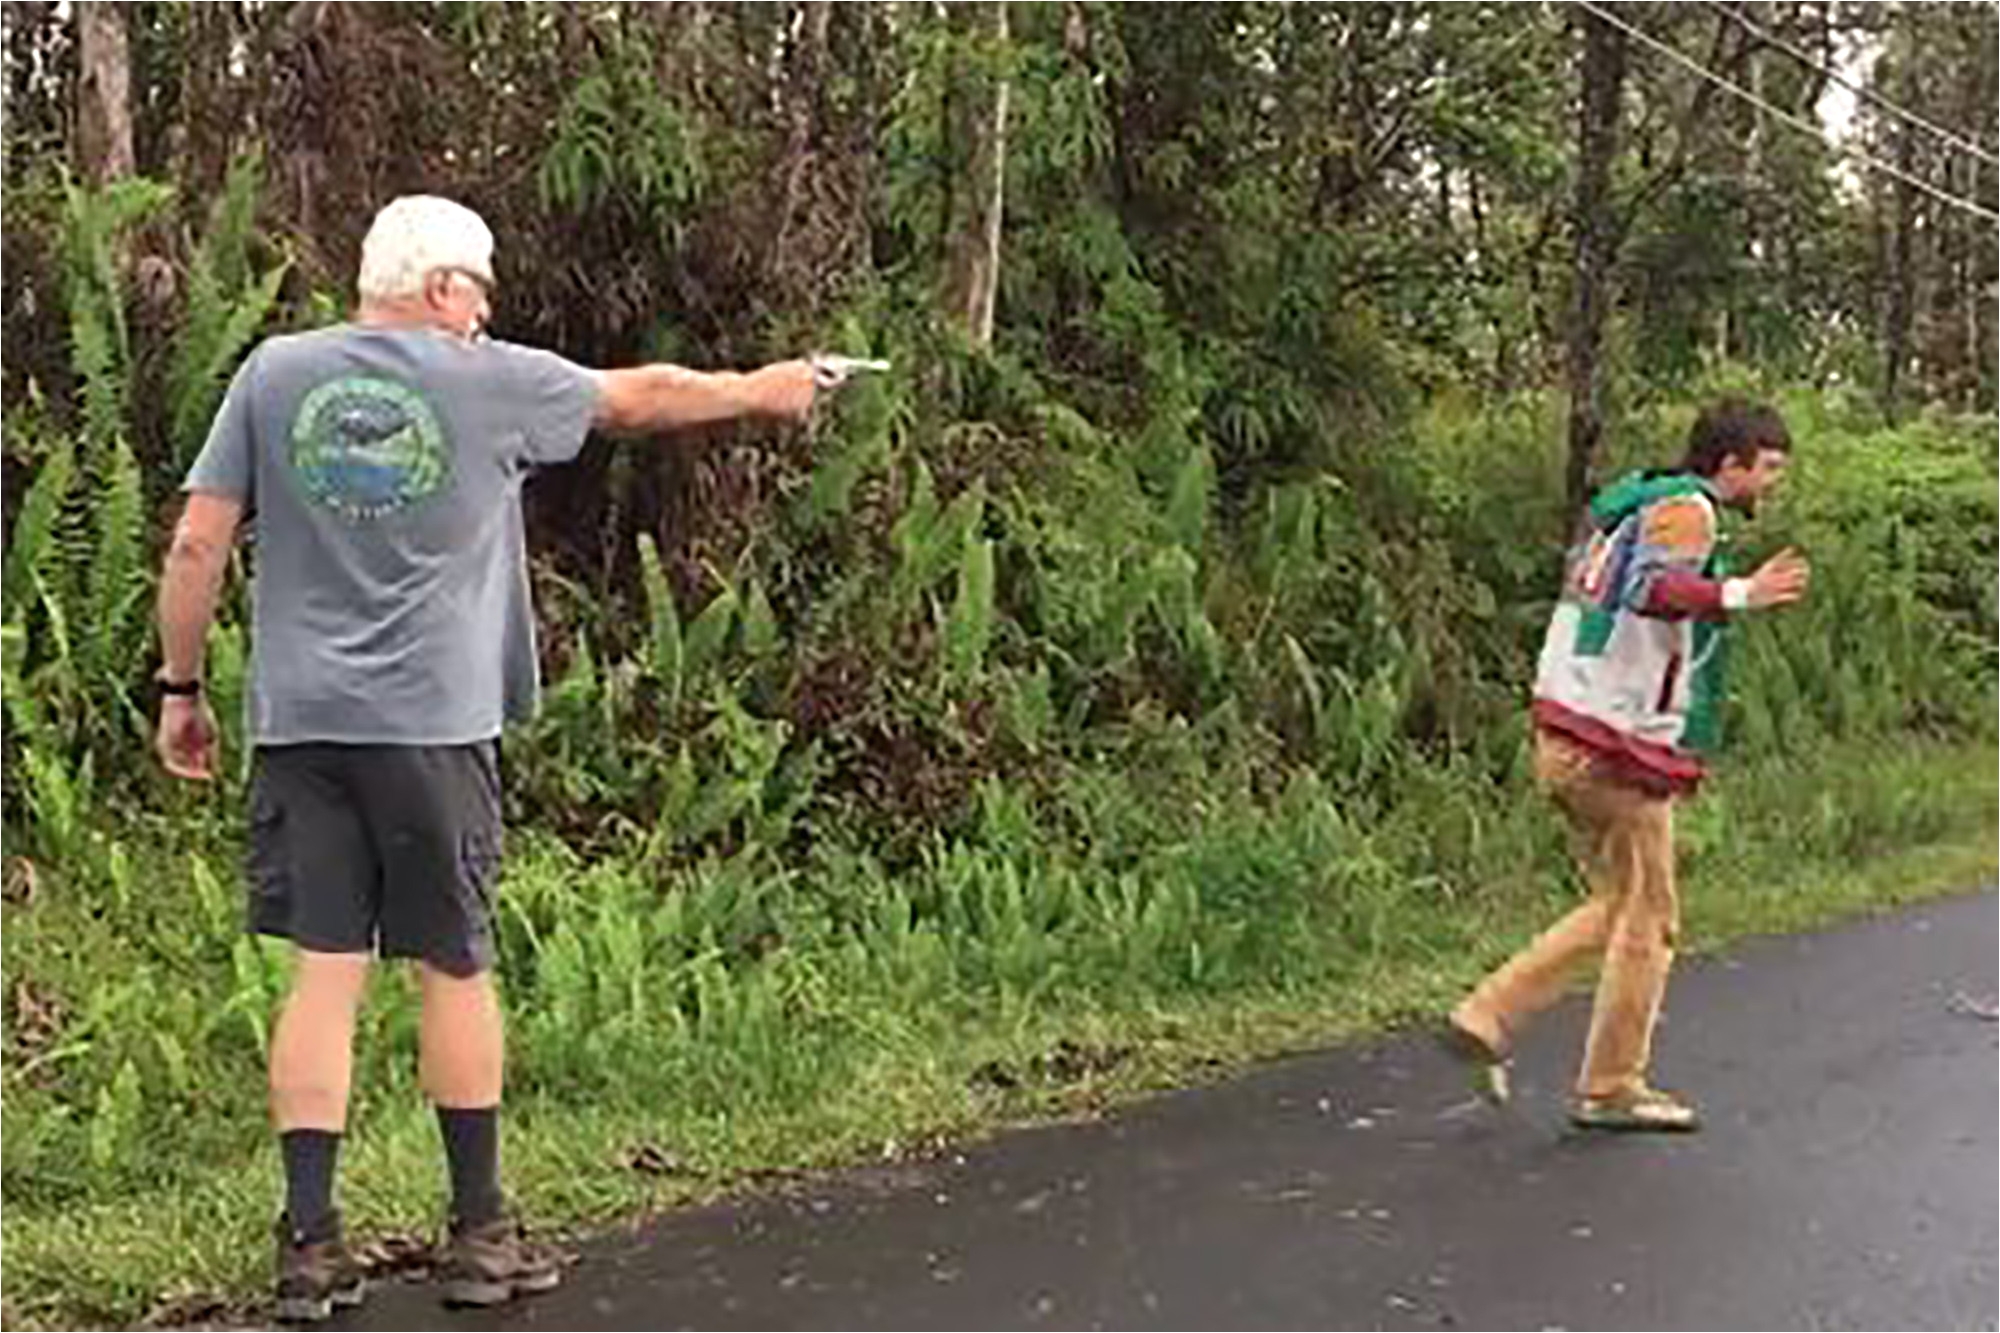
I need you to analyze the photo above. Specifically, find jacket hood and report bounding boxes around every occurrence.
[1588,469,1716,532]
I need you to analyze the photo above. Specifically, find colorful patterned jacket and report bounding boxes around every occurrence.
[1532,471,1742,794]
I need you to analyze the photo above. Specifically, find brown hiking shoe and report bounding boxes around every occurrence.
[438,1214,564,1308]
[1570,1084,1702,1133]
[274,1214,367,1323]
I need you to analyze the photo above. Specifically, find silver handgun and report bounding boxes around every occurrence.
[809,354,892,388]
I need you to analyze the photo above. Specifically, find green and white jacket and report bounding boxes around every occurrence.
[1532,471,1747,793]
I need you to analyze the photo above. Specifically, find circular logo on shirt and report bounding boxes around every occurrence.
[290,377,449,521]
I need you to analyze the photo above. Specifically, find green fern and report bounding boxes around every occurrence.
[1283,633,1325,748]
[537,45,705,226]
[67,280,124,454]
[1098,555,1153,666]
[60,173,172,454]
[636,534,684,711]
[46,175,172,758]
[945,534,996,683]
[206,620,249,785]
[741,580,780,659]
[1166,443,1212,554]
[3,422,76,623]
[685,584,740,683]
[88,1059,144,1173]
[0,177,183,773]
[892,463,988,628]
[22,744,92,864]
[168,153,290,467]
[890,457,941,610]
[940,482,988,572]
[82,439,148,727]
[0,622,50,759]
[1000,662,1054,753]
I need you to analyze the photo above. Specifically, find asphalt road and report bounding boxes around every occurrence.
[343,890,1997,1331]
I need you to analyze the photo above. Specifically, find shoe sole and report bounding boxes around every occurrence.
[275,1279,366,1323]
[1568,1112,1701,1134]
[443,1268,562,1308]
[1434,1025,1512,1105]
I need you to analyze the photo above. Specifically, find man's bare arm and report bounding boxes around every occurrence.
[594,361,818,435]
[158,491,243,683]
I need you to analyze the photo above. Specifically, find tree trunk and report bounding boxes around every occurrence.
[777,2,832,238]
[74,1,134,184]
[940,1,1009,350]
[1964,189,1980,413]
[1938,152,1968,408]
[1974,152,1996,412]
[1882,55,1917,424]
[1977,15,1999,412]
[1730,0,1770,365]
[1564,9,1627,527]
[178,2,240,198]
[1955,27,1989,412]
[787,0,831,148]
[1470,170,1510,388]
[1469,168,1488,259]
[1063,0,1089,61]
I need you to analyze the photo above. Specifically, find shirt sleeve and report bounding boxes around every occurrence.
[1626,496,1729,621]
[183,350,260,500]
[483,340,603,466]
[1643,568,1729,619]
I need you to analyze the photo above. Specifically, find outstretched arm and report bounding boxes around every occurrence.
[594,360,819,434]
[1629,499,1809,619]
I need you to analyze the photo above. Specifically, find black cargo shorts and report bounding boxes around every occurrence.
[247,741,503,976]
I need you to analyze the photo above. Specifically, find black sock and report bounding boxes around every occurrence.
[436,1106,505,1226]
[280,1129,342,1242]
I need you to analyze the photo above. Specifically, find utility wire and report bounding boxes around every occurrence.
[1701,0,2000,169]
[1573,0,2000,225]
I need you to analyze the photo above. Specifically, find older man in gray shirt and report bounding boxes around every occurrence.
[155,195,824,1321]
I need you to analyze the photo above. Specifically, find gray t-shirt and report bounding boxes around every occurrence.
[185,325,601,745]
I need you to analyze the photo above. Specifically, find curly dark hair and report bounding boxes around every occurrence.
[1682,397,1792,476]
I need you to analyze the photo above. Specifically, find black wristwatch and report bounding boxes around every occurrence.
[157,677,203,699]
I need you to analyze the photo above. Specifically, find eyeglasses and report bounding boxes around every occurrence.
[436,267,495,300]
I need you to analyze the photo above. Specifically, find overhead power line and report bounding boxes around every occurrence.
[1702,0,2000,169]
[1573,0,2000,226]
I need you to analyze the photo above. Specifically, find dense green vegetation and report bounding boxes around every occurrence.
[3,3,1993,1325]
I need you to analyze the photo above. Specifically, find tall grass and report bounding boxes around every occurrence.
[3,732,1992,1328]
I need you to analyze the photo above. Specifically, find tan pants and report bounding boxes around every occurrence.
[1455,731,1679,1099]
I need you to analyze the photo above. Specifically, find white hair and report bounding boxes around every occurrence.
[357,196,495,302]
